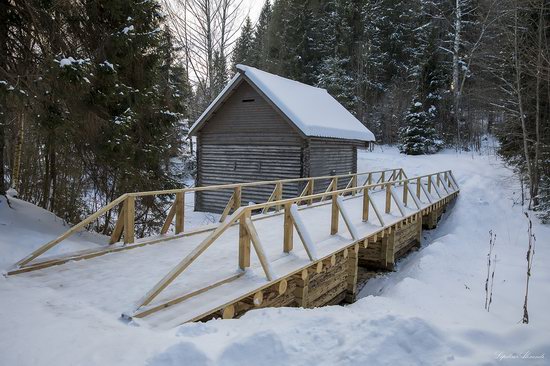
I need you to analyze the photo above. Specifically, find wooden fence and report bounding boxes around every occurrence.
[9,168,408,275]
[131,170,458,318]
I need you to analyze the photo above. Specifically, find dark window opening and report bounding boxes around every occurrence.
[242,98,255,103]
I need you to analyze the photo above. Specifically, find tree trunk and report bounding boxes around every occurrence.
[532,0,544,208]
[0,115,5,195]
[514,3,535,209]
[0,0,9,195]
[452,0,462,148]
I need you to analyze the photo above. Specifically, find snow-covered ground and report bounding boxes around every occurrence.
[1,146,549,365]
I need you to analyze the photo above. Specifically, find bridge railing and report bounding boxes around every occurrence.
[132,170,459,318]
[11,168,407,271]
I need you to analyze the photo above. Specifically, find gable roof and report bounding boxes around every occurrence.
[189,64,375,142]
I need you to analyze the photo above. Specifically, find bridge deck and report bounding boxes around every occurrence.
[11,180,458,329]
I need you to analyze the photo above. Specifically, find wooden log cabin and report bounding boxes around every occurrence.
[189,64,375,213]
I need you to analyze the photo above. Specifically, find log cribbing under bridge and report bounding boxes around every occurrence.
[6,168,459,328]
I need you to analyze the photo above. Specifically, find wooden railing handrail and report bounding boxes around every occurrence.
[11,168,459,276]
[243,170,455,212]
[127,168,405,197]
[132,169,458,312]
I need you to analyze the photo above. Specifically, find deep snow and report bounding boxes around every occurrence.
[1,146,549,366]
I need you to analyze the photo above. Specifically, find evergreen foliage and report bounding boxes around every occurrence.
[398,97,441,155]
[232,17,255,69]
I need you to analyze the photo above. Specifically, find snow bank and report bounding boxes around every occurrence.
[0,196,105,270]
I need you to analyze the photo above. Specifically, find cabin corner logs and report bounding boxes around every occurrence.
[198,191,457,322]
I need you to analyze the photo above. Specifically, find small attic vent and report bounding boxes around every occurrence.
[242,98,255,103]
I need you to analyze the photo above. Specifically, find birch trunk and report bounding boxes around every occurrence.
[453,0,462,148]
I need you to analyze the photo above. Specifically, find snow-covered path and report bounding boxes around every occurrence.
[1,146,549,365]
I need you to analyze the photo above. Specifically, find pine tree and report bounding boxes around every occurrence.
[232,16,255,68]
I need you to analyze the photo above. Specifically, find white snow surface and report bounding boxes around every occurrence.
[189,65,375,142]
[1,146,550,365]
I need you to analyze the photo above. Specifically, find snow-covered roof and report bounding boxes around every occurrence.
[189,65,375,142]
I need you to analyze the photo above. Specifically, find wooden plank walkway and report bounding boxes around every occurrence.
[6,169,459,328]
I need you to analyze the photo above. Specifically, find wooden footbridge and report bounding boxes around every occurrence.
[7,168,459,328]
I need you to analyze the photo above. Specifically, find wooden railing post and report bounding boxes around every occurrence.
[351,175,358,196]
[416,177,421,198]
[175,192,185,234]
[239,210,251,270]
[275,182,282,212]
[233,186,241,210]
[385,183,392,213]
[436,173,441,187]
[362,186,369,222]
[428,175,432,193]
[381,171,385,183]
[124,196,135,244]
[367,172,372,185]
[331,192,339,235]
[283,203,293,253]
[308,179,314,205]
[403,181,408,206]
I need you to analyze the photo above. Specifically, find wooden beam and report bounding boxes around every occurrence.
[420,179,433,203]
[245,217,275,281]
[308,180,314,205]
[219,193,235,222]
[289,204,317,261]
[336,196,359,240]
[132,272,244,318]
[14,194,128,267]
[367,191,385,226]
[390,187,406,216]
[283,203,293,253]
[160,202,176,235]
[331,193,339,235]
[261,185,277,214]
[175,192,185,234]
[408,186,421,209]
[109,205,125,244]
[431,180,444,198]
[136,208,244,308]
[233,186,242,210]
[239,211,251,270]
[385,184,392,213]
[362,187,369,222]
[275,182,283,212]
[124,196,135,244]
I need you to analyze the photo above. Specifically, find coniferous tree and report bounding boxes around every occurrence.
[313,0,355,111]
[232,17,255,68]
[251,0,272,69]
[399,96,441,155]
[212,50,228,95]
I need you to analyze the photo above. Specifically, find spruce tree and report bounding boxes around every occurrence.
[398,97,441,155]
[232,17,255,68]
[251,0,272,68]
